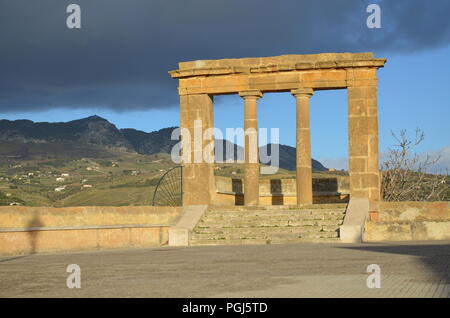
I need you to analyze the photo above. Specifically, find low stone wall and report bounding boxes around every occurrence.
[364,201,450,241]
[213,176,349,205]
[213,192,349,206]
[0,206,182,255]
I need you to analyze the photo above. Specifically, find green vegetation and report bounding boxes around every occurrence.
[0,190,24,205]
[1,126,447,207]
[0,152,175,207]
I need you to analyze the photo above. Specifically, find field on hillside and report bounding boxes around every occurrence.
[0,151,350,207]
[0,152,176,207]
[3,151,447,207]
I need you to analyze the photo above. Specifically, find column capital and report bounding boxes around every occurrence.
[291,87,314,97]
[239,90,263,99]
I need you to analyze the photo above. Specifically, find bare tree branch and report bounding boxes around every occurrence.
[381,128,449,201]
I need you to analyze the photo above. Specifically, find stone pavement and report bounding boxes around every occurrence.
[0,241,449,298]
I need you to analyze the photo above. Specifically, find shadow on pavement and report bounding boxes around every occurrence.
[339,243,450,285]
[0,255,29,263]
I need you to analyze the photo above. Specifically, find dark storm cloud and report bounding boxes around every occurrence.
[0,0,449,112]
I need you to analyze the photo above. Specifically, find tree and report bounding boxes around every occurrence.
[381,128,448,201]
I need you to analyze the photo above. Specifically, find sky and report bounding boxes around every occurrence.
[1,0,449,170]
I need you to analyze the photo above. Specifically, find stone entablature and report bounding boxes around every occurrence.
[170,53,386,77]
[170,53,386,96]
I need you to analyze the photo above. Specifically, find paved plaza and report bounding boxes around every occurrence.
[0,241,449,298]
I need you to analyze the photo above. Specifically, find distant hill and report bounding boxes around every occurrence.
[260,144,327,172]
[0,116,131,150]
[121,127,178,155]
[0,116,327,171]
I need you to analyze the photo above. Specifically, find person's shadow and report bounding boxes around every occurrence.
[26,212,43,254]
[0,212,42,263]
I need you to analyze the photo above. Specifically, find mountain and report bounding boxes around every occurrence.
[0,116,131,151]
[121,127,178,155]
[260,144,327,172]
[215,142,327,171]
[0,116,327,171]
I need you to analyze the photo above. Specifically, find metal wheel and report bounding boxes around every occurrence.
[152,166,182,206]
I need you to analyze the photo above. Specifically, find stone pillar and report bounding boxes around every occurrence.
[347,74,380,202]
[291,88,314,205]
[239,90,263,206]
[180,93,215,206]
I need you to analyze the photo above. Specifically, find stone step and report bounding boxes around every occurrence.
[208,203,348,212]
[191,230,339,241]
[201,214,345,223]
[188,204,347,246]
[205,209,346,219]
[198,218,343,228]
[190,237,341,246]
[194,225,339,235]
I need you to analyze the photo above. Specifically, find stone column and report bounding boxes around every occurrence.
[291,88,314,205]
[239,90,263,206]
[347,73,380,202]
[180,93,215,206]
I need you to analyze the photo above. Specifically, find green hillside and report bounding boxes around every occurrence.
[0,115,336,207]
[0,151,176,207]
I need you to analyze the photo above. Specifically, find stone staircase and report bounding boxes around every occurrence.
[190,203,348,246]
